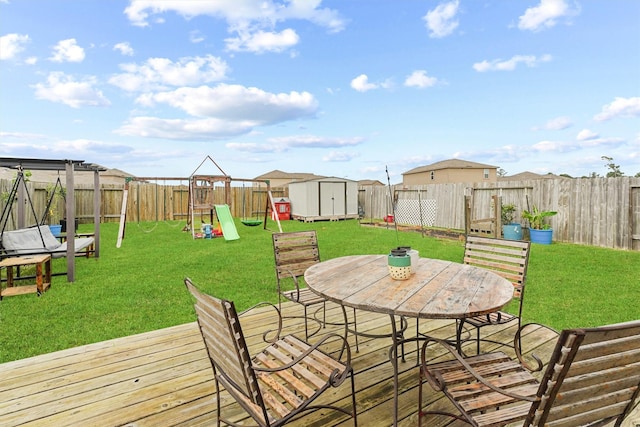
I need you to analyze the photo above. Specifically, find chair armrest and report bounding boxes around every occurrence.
[239,302,283,343]
[514,322,559,372]
[284,268,303,301]
[420,336,537,402]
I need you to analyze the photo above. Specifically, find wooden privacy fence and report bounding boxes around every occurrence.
[359,177,640,251]
[0,179,286,228]
[2,177,639,250]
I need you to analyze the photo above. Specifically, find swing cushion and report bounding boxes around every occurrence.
[1,226,94,259]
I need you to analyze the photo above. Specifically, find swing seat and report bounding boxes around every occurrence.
[1,226,94,259]
[241,219,262,227]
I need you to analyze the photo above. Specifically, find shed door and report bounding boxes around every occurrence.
[319,182,346,216]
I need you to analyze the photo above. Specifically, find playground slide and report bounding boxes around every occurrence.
[214,205,240,241]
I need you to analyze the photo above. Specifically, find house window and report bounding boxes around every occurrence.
[430,171,435,180]
[483,169,489,179]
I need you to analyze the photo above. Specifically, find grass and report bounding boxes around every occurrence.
[1,218,638,364]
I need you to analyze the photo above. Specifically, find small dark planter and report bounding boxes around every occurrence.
[60,218,79,233]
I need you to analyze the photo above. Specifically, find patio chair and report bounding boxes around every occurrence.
[459,235,530,354]
[419,320,640,426]
[184,278,357,427]
[272,231,358,347]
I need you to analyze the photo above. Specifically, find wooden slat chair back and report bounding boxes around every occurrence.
[461,235,530,354]
[419,320,640,427]
[185,278,357,427]
[272,231,326,340]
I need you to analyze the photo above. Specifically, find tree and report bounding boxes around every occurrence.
[497,167,507,177]
[602,156,624,177]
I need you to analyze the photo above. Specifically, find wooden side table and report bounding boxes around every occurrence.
[0,254,52,300]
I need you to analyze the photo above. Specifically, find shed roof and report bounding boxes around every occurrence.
[290,176,357,184]
[403,159,497,175]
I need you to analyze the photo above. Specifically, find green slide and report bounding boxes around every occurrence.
[214,205,240,241]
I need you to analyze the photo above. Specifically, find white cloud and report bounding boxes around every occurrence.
[109,55,229,92]
[227,135,363,153]
[473,54,552,72]
[268,135,364,148]
[49,38,85,62]
[593,97,640,121]
[226,142,277,153]
[189,30,205,44]
[56,138,133,154]
[423,0,460,38]
[25,56,38,65]
[114,42,134,56]
[32,72,110,108]
[117,84,318,140]
[137,84,317,121]
[350,74,378,92]
[116,116,258,140]
[576,129,598,141]
[541,116,573,130]
[323,151,359,162]
[225,28,299,53]
[532,136,624,153]
[124,0,345,54]
[0,33,30,60]
[518,0,577,31]
[404,70,438,88]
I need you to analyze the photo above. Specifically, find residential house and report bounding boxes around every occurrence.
[402,159,498,185]
[500,171,566,181]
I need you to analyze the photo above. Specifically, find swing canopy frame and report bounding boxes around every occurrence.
[0,157,105,282]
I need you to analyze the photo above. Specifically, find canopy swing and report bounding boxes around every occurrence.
[240,182,262,227]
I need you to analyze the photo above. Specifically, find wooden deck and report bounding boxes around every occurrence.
[1,301,638,427]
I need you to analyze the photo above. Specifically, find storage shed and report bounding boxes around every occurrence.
[288,177,359,222]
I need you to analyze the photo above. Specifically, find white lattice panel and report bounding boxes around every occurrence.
[395,199,437,226]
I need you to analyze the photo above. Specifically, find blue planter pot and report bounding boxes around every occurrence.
[49,224,62,237]
[502,223,523,240]
[529,228,553,245]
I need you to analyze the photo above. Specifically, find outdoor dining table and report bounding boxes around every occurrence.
[304,254,514,426]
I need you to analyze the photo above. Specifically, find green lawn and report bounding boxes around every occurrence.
[1,218,638,363]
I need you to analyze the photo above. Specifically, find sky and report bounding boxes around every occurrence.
[1,0,639,182]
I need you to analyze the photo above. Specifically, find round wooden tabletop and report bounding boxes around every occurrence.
[305,254,514,319]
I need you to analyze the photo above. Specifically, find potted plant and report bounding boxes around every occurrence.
[522,205,557,244]
[501,203,523,240]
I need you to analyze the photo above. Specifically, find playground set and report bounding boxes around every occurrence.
[116,156,282,247]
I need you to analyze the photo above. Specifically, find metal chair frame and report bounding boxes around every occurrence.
[185,278,358,427]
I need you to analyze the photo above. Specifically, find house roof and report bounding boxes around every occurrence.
[403,159,498,175]
[253,170,323,180]
[500,171,566,181]
[358,179,385,186]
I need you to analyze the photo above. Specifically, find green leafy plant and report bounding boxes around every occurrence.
[501,203,517,224]
[522,205,557,230]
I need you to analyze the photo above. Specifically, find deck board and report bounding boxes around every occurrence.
[1,301,637,426]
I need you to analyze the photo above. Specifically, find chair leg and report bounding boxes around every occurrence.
[352,308,359,352]
[476,327,481,355]
[303,306,310,341]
